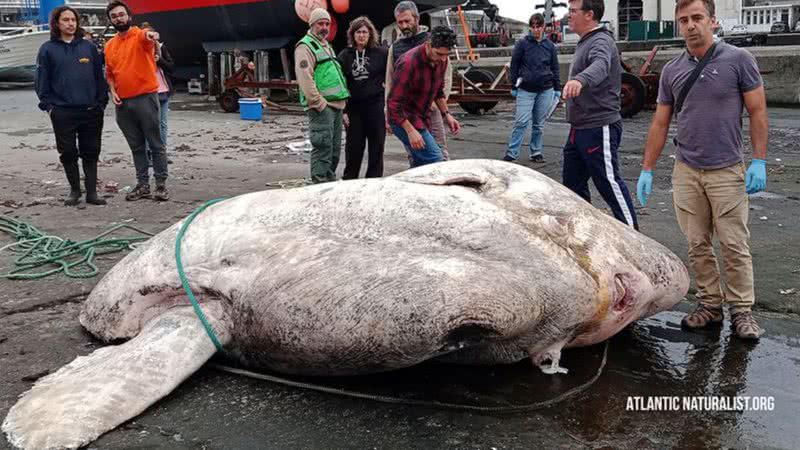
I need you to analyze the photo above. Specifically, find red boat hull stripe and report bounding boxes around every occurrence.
[127,0,273,15]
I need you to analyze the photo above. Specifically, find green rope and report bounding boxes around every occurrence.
[175,198,228,353]
[0,217,153,280]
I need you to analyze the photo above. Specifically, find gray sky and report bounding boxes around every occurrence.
[492,0,568,23]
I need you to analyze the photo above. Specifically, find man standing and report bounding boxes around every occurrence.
[35,5,108,206]
[561,0,638,229]
[385,1,453,161]
[104,0,169,201]
[387,26,460,167]
[637,0,767,339]
[504,12,560,164]
[295,8,351,184]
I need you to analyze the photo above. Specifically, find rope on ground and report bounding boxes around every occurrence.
[211,340,609,413]
[0,217,153,280]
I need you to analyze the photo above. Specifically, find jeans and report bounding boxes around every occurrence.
[506,88,553,160]
[390,124,443,168]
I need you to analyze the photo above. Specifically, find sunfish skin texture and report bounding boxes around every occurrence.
[81,159,689,375]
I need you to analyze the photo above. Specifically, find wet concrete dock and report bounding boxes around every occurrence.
[0,89,798,449]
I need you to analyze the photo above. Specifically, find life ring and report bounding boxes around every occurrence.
[294,0,328,23]
[331,0,349,14]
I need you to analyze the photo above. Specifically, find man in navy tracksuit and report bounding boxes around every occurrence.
[562,0,638,229]
[35,6,108,206]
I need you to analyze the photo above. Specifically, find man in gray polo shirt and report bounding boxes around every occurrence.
[636,0,768,339]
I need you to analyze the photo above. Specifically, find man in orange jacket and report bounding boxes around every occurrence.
[104,0,169,201]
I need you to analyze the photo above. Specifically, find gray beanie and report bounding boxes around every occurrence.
[308,8,331,25]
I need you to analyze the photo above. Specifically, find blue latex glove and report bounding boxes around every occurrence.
[637,170,653,206]
[511,89,518,98]
[745,159,767,194]
[554,91,561,99]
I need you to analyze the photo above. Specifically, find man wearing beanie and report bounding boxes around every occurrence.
[294,7,350,183]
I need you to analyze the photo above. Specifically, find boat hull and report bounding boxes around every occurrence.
[127,0,457,67]
[0,31,49,82]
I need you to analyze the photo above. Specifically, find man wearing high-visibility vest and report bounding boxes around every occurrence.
[294,8,351,184]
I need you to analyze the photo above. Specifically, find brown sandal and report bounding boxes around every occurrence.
[681,304,723,329]
[731,311,763,340]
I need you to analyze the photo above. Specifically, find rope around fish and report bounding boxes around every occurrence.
[177,199,609,412]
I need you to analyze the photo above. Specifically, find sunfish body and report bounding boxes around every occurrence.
[3,160,688,449]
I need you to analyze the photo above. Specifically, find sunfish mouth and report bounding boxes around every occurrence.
[612,274,635,313]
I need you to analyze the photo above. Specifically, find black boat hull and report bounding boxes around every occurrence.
[129,0,456,67]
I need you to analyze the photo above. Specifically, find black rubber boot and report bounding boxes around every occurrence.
[63,161,82,206]
[82,159,107,205]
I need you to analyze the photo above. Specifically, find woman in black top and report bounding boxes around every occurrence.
[337,16,388,179]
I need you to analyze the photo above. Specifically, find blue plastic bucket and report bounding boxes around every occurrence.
[239,98,262,120]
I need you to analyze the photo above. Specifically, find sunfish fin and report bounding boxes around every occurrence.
[2,307,229,450]
[391,162,493,190]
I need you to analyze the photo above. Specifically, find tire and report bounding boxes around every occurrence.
[458,69,499,115]
[218,90,240,113]
[620,72,646,118]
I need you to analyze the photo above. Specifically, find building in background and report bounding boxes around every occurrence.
[1,0,106,27]
[741,1,800,32]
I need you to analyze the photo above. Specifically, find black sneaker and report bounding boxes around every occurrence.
[502,155,515,162]
[125,183,151,201]
[530,154,545,163]
[153,184,169,201]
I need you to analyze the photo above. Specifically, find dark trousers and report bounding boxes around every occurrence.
[562,121,638,230]
[343,100,386,179]
[50,106,104,165]
[115,93,168,184]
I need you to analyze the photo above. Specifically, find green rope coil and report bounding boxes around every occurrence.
[0,217,153,280]
[175,198,228,353]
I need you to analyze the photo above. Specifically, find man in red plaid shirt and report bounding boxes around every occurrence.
[387,26,461,167]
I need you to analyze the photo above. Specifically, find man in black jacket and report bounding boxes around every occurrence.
[35,5,109,206]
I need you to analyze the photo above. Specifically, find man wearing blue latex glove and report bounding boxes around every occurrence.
[745,159,767,194]
[502,13,560,164]
[639,0,769,340]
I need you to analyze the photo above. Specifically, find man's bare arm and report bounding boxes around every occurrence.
[743,86,768,160]
[642,103,673,171]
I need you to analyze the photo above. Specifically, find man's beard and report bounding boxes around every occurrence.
[316,29,329,39]
[112,20,131,32]
[400,25,417,37]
